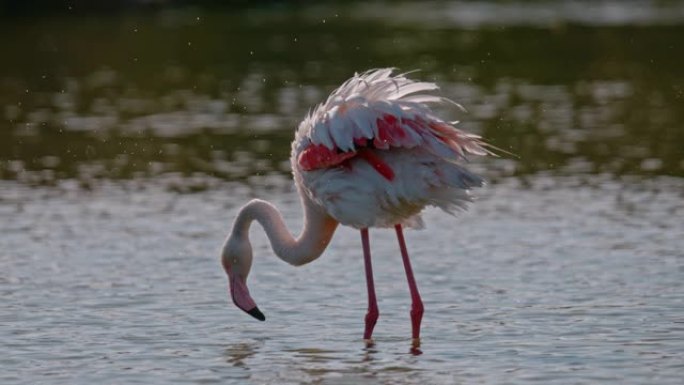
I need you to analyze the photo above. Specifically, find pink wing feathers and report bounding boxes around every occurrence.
[294,69,490,179]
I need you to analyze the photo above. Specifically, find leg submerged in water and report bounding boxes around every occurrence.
[361,228,379,342]
[395,224,424,345]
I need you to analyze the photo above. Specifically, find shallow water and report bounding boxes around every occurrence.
[2,1,684,384]
[2,176,684,384]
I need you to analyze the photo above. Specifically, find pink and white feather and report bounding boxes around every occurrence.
[291,68,490,229]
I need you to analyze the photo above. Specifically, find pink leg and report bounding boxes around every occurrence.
[395,224,424,342]
[361,228,379,341]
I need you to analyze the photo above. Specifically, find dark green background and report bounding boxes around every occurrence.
[1,1,683,186]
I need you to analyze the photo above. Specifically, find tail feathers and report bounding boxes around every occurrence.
[441,162,485,190]
[428,189,474,215]
[428,162,484,215]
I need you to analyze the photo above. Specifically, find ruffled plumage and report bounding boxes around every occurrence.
[291,68,490,229]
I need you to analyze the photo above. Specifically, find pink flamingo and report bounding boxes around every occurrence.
[221,68,491,345]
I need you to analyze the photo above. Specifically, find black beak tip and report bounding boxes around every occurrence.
[247,306,266,321]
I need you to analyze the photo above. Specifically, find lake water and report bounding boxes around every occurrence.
[1,1,684,384]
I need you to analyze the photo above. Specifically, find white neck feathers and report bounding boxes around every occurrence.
[231,196,338,266]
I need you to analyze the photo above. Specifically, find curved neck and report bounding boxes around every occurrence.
[231,196,339,266]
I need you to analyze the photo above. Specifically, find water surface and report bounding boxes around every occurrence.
[2,176,684,384]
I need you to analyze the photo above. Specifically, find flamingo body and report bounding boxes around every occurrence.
[291,69,488,229]
[221,68,490,345]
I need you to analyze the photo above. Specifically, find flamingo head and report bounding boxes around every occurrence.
[221,235,265,321]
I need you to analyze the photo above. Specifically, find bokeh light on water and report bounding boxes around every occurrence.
[1,1,683,384]
[1,0,683,186]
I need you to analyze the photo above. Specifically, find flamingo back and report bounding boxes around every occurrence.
[291,68,490,229]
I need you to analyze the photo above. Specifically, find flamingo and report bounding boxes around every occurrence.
[221,68,491,344]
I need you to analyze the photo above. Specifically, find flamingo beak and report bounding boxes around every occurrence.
[246,306,266,321]
[228,270,266,321]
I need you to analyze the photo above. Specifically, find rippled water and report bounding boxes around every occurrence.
[2,1,684,384]
[2,176,684,384]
